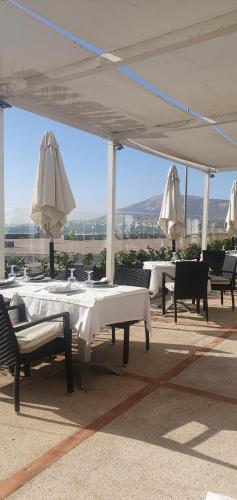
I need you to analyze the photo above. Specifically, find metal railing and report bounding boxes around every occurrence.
[3,208,227,271]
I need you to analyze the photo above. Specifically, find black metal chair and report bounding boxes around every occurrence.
[202,250,225,275]
[0,295,74,414]
[162,261,209,323]
[210,254,237,310]
[110,266,151,364]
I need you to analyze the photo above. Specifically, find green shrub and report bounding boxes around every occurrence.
[180,243,201,260]
[37,257,49,275]
[5,256,26,274]
[207,238,233,251]
[97,249,106,269]
[81,253,94,268]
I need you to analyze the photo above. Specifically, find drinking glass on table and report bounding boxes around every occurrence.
[67,268,76,288]
[8,265,16,280]
[23,267,30,282]
[85,270,93,287]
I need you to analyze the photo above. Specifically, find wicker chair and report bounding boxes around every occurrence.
[0,295,74,414]
[110,266,151,364]
[202,250,225,275]
[210,254,237,310]
[162,261,209,323]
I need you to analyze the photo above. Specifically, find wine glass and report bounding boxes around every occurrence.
[85,270,93,287]
[23,267,30,282]
[171,252,177,262]
[67,268,76,288]
[8,265,16,280]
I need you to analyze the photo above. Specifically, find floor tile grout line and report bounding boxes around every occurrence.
[163,381,237,405]
[0,382,163,499]
[0,328,235,498]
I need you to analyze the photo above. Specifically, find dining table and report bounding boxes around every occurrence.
[143,261,176,297]
[1,279,151,388]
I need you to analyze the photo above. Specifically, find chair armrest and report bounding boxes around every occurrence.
[7,303,26,322]
[162,272,175,281]
[14,312,70,332]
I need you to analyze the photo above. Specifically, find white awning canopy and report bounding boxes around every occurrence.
[1,0,237,172]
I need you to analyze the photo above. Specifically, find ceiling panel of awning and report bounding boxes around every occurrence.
[0,1,91,83]
[128,31,237,118]
[18,0,237,51]
[1,0,237,173]
[124,126,237,171]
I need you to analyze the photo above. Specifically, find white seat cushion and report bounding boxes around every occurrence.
[211,276,230,285]
[16,321,63,354]
[166,282,175,292]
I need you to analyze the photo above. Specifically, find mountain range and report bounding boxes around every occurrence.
[119,195,229,221]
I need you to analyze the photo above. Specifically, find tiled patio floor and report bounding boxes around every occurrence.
[0,293,236,499]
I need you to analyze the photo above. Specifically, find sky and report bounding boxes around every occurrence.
[4,106,237,217]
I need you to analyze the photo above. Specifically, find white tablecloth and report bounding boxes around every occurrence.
[143,261,176,297]
[227,251,237,258]
[2,282,151,344]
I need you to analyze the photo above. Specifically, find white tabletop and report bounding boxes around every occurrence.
[143,261,176,297]
[2,281,151,344]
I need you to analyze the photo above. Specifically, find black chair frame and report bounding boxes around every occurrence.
[210,255,237,310]
[162,262,209,323]
[110,266,151,364]
[0,295,74,414]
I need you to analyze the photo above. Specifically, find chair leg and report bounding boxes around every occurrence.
[205,296,209,322]
[231,287,235,310]
[112,326,116,344]
[221,290,224,305]
[174,298,177,323]
[196,299,200,314]
[162,283,166,315]
[14,364,20,414]
[145,322,149,351]
[123,325,130,365]
[192,298,195,305]
[23,363,31,378]
[64,331,74,394]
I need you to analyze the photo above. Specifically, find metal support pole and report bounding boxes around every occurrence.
[184,166,188,237]
[202,172,210,251]
[0,108,5,278]
[106,141,117,281]
[49,239,55,278]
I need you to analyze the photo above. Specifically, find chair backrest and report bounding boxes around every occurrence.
[222,255,237,277]
[114,266,151,288]
[175,262,209,299]
[202,250,225,274]
[0,295,19,368]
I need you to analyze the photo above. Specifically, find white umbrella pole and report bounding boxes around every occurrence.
[202,172,210,250]
[0,106,4,278]
[106,141,117,281]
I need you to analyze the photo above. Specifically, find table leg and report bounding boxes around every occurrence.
[77,335,121,391]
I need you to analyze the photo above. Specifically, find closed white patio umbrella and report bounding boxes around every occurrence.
[226,180,237,247]
[30,131,76,276]
[159,165,184,252]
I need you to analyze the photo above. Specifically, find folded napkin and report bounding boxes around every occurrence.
[0,277,16,286]
[93,277,110,286]
[47,283,71,293]
[29,274,46,281]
